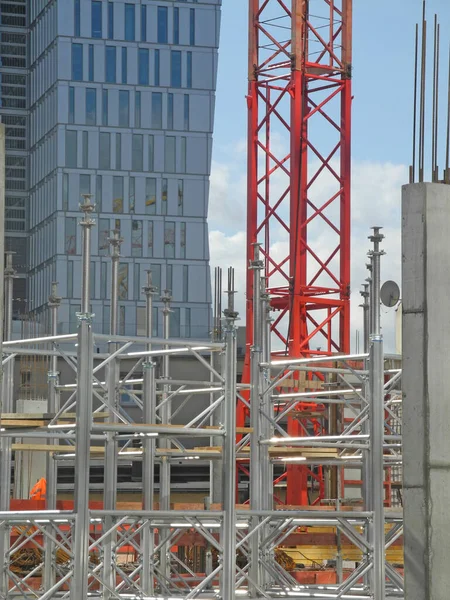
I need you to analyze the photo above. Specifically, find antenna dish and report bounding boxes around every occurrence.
[380,280,400,308]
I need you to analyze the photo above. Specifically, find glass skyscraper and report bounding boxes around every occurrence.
[1,0,220,338]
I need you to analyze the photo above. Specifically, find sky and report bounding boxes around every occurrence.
[207,0,450,352]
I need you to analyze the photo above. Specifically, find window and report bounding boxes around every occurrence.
[154,49,160,86]
[82,131,89,168]
[132,134,143,171]
[138,48,149,85]
[132,221,143,257]
[105,46,116,83]
[190,9,196,45]
[187,52,192,88]
[146,178,156,214]
[103,305,111,334]
[174,7,179,44]
[113,176,123,212]
[150,265,161,298]
[66,131,77,167]
[65,217,77,255]
[152,93,162,129]
[141,5,147,41]
[166,264,173,295]
[101,262,107,299]
[119,263,129,300]
[148,135,154,172]
[75,0,81,36]
[80,174,91,197]
[170,307,181,338]
[178,180,184,215]
[68,261,74,297]
[119,90,129,127]
[99,132,111,169]
[108,2,114,39]
[89,45,94,81]
[168,93,174,130]
[69,87,75,124]
[180,222,186,259]
[86,88,97,125]
[165,136,176,173]
[63,173,69,210]
[99,218,110,255]
[116,133,121,169]
[157,6,168,43]
[183,265,189,302]
[181,137,187,173]
[135,92,141,128]
[72,44,83,81]
[121,47,127,83]
[184,94,190,130]
[185,307,191,338]
[148,221,153,256]
[171,51,182,88]
[92,1,102,38]
[102,89,108,125]
[134,263,141,299]
[96,175,102,212]
[129,177,135,212]
[125,4,135,41]
[162,179,168,215]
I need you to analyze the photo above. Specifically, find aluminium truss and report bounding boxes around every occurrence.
[0,202,403,599]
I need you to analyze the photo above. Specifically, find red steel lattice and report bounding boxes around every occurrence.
[242,0,352,505]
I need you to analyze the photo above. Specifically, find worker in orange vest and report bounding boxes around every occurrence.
[30,478,47,501]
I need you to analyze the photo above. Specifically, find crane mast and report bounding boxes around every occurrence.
[243,0,352,505]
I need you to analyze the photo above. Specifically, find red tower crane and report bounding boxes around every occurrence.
[242,0,352,505]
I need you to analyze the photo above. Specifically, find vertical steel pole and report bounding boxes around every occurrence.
[249,246,263,594]
[44,282,61,589]
[369,227,385,600]
[0,125,5,597]
[260,275,273,587]
[141,270,157,594]
[103,229,122,599]
[71,196,95,600]
[360,281,371,591]
[0,251,14,596]
[159,290,172,584]
[222,268,237,600]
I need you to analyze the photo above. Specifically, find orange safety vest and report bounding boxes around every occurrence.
[30,478,47,500]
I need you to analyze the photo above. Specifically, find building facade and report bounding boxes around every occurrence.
[1,0,220,338]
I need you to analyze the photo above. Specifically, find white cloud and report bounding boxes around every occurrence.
[209,156,406,353]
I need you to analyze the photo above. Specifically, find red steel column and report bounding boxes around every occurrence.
[242,0,352,505]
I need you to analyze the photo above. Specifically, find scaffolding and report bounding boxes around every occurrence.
[0,200,403,599]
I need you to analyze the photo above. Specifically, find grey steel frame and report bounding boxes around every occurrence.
[0,207,403,599]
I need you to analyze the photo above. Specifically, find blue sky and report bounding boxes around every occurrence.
[213,0,450,166]
[208,0,450,350]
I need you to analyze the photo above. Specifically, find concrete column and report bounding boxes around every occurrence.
[402,182,450,600]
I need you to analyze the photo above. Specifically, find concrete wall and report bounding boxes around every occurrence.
[402,182,450,600]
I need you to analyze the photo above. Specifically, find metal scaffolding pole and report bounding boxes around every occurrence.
[0,252,15,596]
[141,270,157,594]
[159,290,172,585]
[71,196,95,599]
[369,227,385,600]
[249,246,263,594]
[103,229,122,598]
[44,282,61,589]
[222,268,237,600]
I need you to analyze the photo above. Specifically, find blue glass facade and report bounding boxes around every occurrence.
[19,0,221,339]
